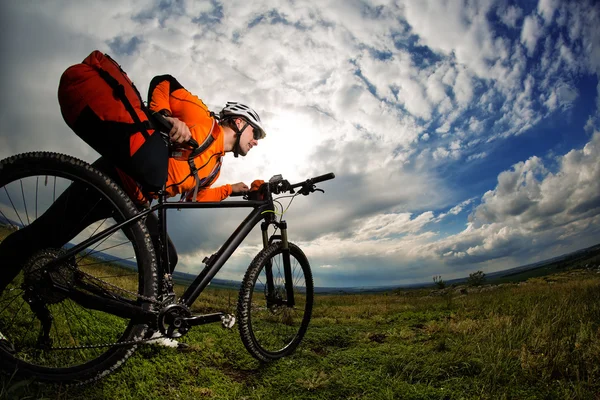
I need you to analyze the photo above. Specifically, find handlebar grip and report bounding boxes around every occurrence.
[188,138,199,148]
[152,112,172,131]
[289,172,335,190]
[311,172,335,184]
[152,112,199,149]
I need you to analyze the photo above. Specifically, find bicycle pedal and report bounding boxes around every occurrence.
[221,314,236,329]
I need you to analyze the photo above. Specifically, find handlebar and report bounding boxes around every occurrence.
[236,172,335,200]
[289,172,335,190]
[152,112,199,149]
[231,173,335,199]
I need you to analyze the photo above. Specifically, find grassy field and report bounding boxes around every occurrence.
[1,265,599,399]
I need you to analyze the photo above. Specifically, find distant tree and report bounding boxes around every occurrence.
[468,270,486,286]
[433,275,446,289]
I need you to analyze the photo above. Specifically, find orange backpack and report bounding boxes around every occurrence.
[58,50,168,191]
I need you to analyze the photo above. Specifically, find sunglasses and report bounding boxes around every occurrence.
[237,119,264,140]
[252,128,265,141]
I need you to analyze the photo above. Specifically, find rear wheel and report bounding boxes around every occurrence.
[237,242,313,361]
[0,152,158,384]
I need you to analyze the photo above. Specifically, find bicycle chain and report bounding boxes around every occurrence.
[74,264,161,305]
[51,334,168,350]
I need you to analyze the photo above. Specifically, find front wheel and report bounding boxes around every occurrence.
[237,242,314,361]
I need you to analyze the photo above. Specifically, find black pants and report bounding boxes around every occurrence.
[0,157,177,290]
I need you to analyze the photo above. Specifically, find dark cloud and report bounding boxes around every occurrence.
[108,36,142,56]
[191,0,224,26]
[0,3,98,159]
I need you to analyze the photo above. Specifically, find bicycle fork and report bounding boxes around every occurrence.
[261,221,295,308]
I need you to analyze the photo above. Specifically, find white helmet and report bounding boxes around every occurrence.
[219,102,266,139]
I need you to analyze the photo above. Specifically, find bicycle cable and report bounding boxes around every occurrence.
[274,192,300,218]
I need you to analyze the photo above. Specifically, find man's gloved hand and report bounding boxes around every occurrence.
[250,180,265,192]
[246,180,265,201]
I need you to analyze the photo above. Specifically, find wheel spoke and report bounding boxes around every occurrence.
[3,185,25,227]
[20,180,30,226]
[35,176,39,220]
[0,291,23,315]
[239,243,313,360]
[0,207,18,230]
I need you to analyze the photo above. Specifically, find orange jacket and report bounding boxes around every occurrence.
[119,75,232,204]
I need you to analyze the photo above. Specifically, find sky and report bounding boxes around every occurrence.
[1,0,599,288]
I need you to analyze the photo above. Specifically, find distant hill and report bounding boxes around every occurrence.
[170,270,241,289]
[80,247,138,269]
[415,242,600,290]
[0,216,21,229]
[2,221,599,292]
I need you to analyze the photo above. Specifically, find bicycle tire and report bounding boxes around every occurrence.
[237,241,313,361]
[0,152,158,384]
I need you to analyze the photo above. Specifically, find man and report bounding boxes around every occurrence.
[0,75,265,347]
[118,74,266,273]
[140,74,266,204]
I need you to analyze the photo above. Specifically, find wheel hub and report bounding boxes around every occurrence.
[265,287,286,314]
[22,249,76,304]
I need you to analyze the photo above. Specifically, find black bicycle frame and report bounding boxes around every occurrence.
[155,196,274,306]
[46,191,288,322]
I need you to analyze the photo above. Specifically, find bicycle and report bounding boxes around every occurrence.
[0,136,334,384]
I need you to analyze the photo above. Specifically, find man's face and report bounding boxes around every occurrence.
[236,119,259,157]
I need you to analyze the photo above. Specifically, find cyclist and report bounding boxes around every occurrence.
[0,75,266,345]
[115,74,267,274]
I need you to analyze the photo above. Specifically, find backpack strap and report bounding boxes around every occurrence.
[94,67,151,140]
[104,53,148,109]
[189,119,217,158]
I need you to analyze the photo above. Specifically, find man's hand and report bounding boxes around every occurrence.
[250,180,265,191]
[231,182,249,194]
[165,116,192,143]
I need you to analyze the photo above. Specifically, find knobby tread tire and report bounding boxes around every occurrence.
[0,152,158,385]
[237,241,314,362]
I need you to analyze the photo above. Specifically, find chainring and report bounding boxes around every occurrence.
[157,303,192,338]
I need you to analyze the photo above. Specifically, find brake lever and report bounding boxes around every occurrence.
[299,185,325,196]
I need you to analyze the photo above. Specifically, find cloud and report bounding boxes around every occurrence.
[498,5,522,29]
[435,198,475,221]
[276,131,600,285]
[585,116,597,134]
[436,131,600,266]
[1,0,600,287]
[353,211,434,241]
[521,14,543,57]
[537,0,559,25]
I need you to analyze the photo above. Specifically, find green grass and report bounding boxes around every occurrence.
[0,225,16,241]
[1,267,599,399]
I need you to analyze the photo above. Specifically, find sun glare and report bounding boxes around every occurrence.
[258,111,321,181]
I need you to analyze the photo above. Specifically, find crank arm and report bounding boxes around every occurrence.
[182,312,226,327]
